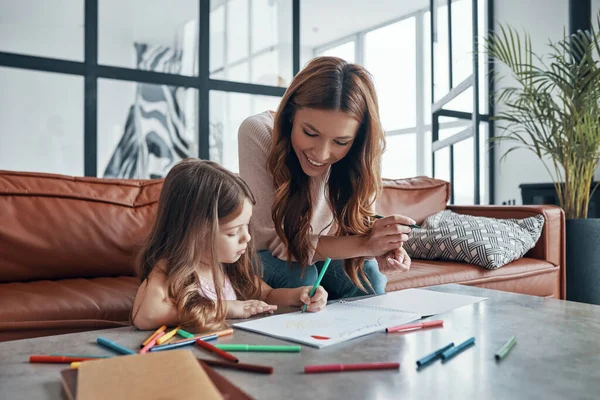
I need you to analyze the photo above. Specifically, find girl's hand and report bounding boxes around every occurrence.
[298,286,328,312]
[377,246,411,272]
[366,215,415,257]
[226,300,277,319]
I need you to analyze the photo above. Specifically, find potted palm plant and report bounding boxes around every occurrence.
[486,16,600,305]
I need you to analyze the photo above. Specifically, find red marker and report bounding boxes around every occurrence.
[386,320,444,333]
[29,355,103,364]
[196,338,239,363]
[304,362,400,373]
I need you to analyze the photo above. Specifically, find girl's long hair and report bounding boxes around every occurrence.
[267,56,386,292]
[135,158,262,331]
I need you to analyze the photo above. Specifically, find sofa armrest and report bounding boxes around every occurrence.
[448,205,565,299]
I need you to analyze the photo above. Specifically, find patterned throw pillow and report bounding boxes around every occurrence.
[405,210,545,269]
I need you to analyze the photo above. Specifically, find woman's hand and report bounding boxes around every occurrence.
[226,300,277,319]
[377,246,411,272]
[298,286,328,312]
[365,215,415,257]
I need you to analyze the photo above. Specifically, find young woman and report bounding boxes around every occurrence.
[238,56,414,300]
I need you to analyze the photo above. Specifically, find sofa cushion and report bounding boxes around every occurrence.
[0,276,139,341]
[384,258,561,298]
[0,170,163,283]
[405,210,545,269]
[376,177,450,225]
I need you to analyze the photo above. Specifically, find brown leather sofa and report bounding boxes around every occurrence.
[0,171,565,342]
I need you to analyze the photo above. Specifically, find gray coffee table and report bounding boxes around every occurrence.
[1,284,599,400]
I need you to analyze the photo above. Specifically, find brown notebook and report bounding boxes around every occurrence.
[60,350,253,400]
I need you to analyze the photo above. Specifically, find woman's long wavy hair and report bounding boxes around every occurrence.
[267,56,386,292]
[134,158,262,331]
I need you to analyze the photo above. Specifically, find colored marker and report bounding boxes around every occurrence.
[214,344,301,353]
[140,325,167,348]
[304,362,400,373]
[150,334,218,352]
[96,337,136,355]
[374,214,420,229]
[176,328,194,339]
[156,326,180,345]
[198,358,274,374]
[169,328,234,345]
[387,320,444,333]
[302,257,331,312]
[139,331,165,354]
[416,343,455,367]
[441,337,475,361]
[30,355,107,364]
[495,336,517,361]
[196,338,239,363]
[49,354,111,359]
[70,362,81,369]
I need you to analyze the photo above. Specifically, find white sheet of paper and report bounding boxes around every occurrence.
[349,288,487,316]
[233,302,420,348]
[234,288,487,349]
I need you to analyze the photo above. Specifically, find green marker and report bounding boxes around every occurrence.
[176,328,194,339]
[214,344,301,353]
[495,336,517,361]
[302,257,332,313]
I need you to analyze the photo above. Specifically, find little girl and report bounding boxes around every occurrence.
[131,158,328,331]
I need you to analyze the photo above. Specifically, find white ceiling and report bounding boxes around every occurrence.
[300,0,430,48]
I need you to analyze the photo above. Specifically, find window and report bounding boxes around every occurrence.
[365,18,417,131]
[0,68,83,175]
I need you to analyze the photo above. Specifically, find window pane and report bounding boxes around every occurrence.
[365,18,416,131]
[451,0,473,85]
[98,79,198,179]
[453,137,475,205]
[433,1,449,102]
[226,0,249,64]
[382,134,417,179]
[210,4,225,73]
[434,146,450,183]
[0,67,83,175]
[0,0,83,61]
[210,92,281,173]
[318,41,356,63]
[99,0,199,76]
[445,86,473,113]
[424,11,432,125]
[211,0,292,87]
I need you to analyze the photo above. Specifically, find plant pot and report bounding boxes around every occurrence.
[566,218,600,305]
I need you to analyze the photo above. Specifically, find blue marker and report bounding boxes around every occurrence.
[441,337,475,361]
[416,342,455,367]
[96,337,136,355]
[150,334,218,352]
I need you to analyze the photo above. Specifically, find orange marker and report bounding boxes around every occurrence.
[156,326,180,345]
[141,325,167,347]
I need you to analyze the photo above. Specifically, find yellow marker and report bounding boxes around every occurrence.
[141,325,167,347]
[156,326,180,345]
[70,362,81,369]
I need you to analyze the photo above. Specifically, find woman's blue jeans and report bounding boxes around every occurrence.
[258,251,387,300]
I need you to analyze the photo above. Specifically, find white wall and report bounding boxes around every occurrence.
[493,0,569,204]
